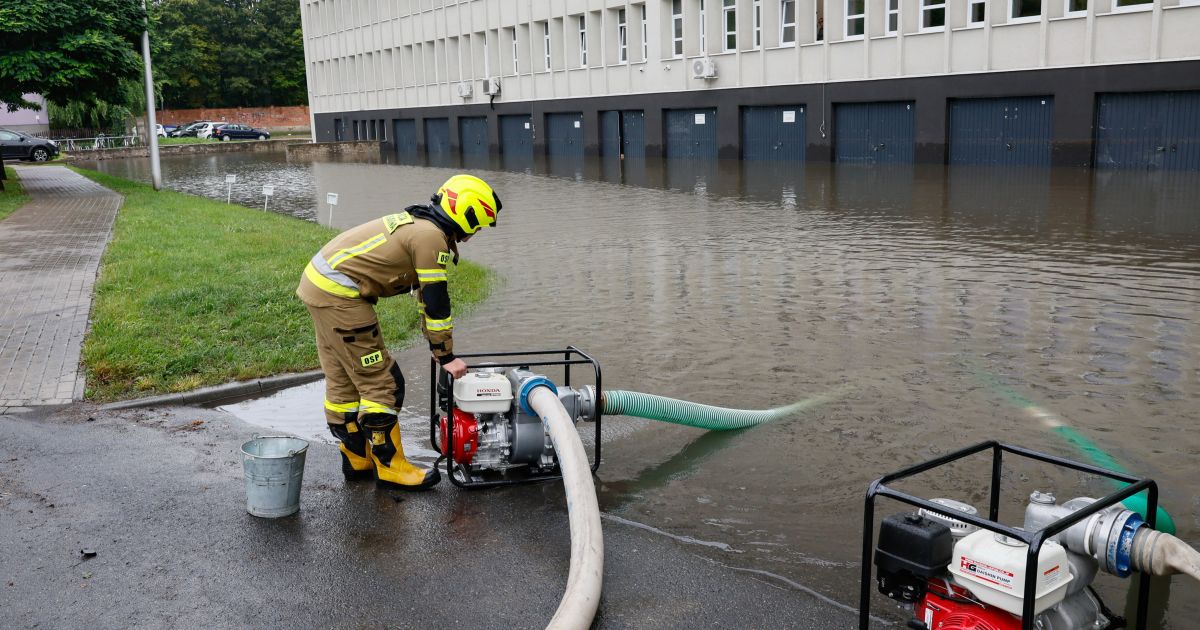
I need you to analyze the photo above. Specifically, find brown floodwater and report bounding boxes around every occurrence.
[82,151,1200,626]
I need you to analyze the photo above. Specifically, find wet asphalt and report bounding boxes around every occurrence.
[0,405,877,629]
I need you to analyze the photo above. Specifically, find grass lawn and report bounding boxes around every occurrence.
[0,166,29,221]
[72,167,493,401]
[159,137,217,145]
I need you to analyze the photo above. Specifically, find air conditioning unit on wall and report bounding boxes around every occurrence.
[691,57,717,80]
[483,77,501,96]
[457,82,473,98]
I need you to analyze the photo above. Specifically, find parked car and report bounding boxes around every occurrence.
[194,122,226,139]
[168,121,203,137]
[213,123,271,141]
[156,124,167,138]
[0,127,60,162]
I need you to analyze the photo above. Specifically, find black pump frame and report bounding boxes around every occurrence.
[859,440,1156,630]
[428,346,602,489]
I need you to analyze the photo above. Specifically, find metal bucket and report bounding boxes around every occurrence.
[240,436,309,518]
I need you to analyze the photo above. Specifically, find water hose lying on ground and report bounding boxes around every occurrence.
[528,385,603,630]
[601,387,848,431]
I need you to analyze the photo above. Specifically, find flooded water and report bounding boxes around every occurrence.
[81,151,1200,625]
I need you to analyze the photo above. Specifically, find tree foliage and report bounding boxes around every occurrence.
[0,0,146,112]
[153,0,306,109]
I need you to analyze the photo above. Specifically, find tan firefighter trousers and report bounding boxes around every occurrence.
[304,299,404,425]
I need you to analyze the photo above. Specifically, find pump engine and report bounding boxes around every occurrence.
[874,492,1157,630]
[434,365,599,486]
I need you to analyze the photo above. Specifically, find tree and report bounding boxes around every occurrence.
[152,0,306,109]
[0,0,147,112]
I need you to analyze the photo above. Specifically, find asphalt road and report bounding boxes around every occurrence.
[0,404,878,629]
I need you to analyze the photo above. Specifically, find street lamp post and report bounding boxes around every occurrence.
[141,0,162,190]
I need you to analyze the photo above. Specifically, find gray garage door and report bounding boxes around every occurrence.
[545,113,584,157]
[393,119,417,161]
[742,105,806,161]
[665,108,718,160]
[1095,91,1200,170]
[834,102,914,164]
[949,96,1053,167]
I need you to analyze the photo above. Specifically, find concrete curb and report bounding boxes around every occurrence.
[101,370,323,410]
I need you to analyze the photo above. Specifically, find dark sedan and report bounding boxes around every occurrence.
[212,124,271,141]
[0,128,59,162]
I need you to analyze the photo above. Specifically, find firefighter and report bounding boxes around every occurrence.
[296,174,501,490]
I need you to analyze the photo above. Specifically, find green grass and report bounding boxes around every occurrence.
[0,166,29,221]
[72,167,493,401]
[159,137,217,145]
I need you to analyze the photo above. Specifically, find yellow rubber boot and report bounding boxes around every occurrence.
[328,420,374,480]
[363,416,440,490]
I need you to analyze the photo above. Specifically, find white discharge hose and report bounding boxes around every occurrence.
[528,385,604,630]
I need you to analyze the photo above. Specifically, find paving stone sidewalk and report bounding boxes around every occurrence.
[0,166,122,409]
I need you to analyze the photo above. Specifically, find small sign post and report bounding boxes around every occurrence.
[225,174,236,203]
[326,192,339,225]
[262,184,275,211]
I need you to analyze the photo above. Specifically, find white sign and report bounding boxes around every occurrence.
[225,174,237,184]
[524,122,530,129]
[573,120,581,128]
[782,110,796,123]
[262,185,275,196]
[326,192,339,206]
[694,113,706,125]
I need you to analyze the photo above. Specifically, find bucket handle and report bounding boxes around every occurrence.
[251,434,306,456]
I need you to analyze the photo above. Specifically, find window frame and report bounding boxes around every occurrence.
[885,0,899,34]
[722,0,737,51]
[641,4,649,60]
[699,0,707,54]
[780,0,796,46]
[618,8,629,63]
[578,14,588,67]
[1008,0,1042,23]
[1112,0,1152,12]
[969,0,986,25]
[753,0,762,48]
[543,21,552,71]
[1063,0,1087,16]
[920,0,946,32]
[844,0,865,40]
[510,27,519,74]
[672,0,685,58]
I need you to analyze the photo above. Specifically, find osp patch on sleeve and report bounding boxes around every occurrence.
[360,351,384,368]
[437,251,452,265]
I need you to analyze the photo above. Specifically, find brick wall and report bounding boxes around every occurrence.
[158,105,310,131]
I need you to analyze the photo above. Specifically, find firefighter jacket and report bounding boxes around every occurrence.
[297,211,458,364]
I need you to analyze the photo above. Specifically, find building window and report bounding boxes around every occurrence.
[578,15,588,67]
[618,9,629,63]
[845,0,864,39]
[699,0,707,53]
[921,0,945,30]
[542,21,552,71]
[780,0,796,45]
[722,0,736,51]
[1064,0,1086,15]
[641,5,649,60]
[1010,0,1040,21]
[672,0,684,57]
[510,27,519,74]
[753,0,762,48]
[1113,0,1151,10]
[886,0,899,34]
[815,4,824,41]
[969,0,985,24]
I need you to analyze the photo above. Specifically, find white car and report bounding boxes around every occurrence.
[155,124,167,138]
[195,122,225,139]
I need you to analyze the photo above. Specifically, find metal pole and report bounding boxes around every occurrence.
[141,0,162,190]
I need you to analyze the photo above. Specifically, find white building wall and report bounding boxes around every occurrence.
[301,0,1200,114]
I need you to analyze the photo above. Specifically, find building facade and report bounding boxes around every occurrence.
[300,0,1200,167]
[0,95,51,135]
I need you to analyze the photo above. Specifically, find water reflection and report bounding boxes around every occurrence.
[78,148,1200,627]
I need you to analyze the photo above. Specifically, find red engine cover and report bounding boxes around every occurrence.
[438,408,479,464]
[916,582,1022,630]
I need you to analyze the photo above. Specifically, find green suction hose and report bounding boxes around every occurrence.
[601,388,845,431]
[973,366,1177,534]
